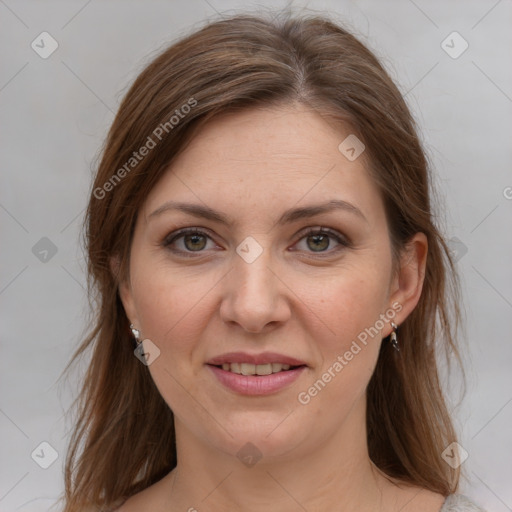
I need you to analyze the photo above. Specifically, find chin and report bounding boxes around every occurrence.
[198,409,314,464]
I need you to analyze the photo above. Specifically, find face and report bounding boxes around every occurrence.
[119,104,425,464]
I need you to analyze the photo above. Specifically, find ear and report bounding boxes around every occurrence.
[110,255,139,328]
[384,232,428,337]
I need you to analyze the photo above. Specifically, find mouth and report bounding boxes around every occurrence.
[208,362,305,375]
[205,353,308,395]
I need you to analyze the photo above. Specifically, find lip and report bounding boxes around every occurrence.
[206,351,307,366]
[207,364,307,396]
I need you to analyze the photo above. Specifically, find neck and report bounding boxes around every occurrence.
[165,398,395,512]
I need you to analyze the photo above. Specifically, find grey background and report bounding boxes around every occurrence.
[1,0,511,511]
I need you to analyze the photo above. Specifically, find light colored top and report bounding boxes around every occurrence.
[440,494,487,511]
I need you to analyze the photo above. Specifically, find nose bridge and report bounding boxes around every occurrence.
[220,242,289,332]
[233,244,276,305]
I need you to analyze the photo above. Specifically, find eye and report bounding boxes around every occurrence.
[163,228,219,256]
[293,227,350,255]
[162,226,350,258]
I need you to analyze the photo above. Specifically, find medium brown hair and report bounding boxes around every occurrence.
[62,11,465,511]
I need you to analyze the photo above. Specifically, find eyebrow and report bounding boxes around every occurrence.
[148,199,368,225]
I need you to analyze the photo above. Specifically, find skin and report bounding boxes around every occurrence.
[116,104,444,512]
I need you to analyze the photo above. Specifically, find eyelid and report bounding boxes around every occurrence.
[296,226,350,244]
[292,226,351,255]
[162,227,220,254]
[162,225,350,256]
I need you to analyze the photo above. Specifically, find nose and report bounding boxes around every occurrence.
[219,246,291,334]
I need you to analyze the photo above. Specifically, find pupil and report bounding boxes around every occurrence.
[185,234,206,251]
[308,234,328,251]
[183,233,329,252]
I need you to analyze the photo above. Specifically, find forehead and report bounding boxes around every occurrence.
[143,105,385,228]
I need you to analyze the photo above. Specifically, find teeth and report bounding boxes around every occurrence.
[240,363,255,375]
[256,363,272,376]
[220,362,292,375]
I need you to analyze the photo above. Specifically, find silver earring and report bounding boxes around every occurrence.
[390,322,399,352]
[130,324,142,346]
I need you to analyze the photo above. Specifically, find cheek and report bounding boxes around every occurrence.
[296,267,390,411]
[129,264,219,416]
[307,270,390,353]
[297,276,386,422]
[130,259,219,351]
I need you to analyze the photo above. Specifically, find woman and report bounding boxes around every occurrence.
[62,11,486,512]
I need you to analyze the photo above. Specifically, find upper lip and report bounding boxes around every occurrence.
[206,352,307,367]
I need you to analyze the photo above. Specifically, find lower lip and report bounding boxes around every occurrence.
[207,365,307,396]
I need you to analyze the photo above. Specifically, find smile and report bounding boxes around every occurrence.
[217,362,295,375]
[206,363,307,395]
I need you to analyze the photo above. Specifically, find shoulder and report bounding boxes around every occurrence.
[380,479,445,512]
[440,494,488,512]
[397,487,446,512]
[112,471,175,512]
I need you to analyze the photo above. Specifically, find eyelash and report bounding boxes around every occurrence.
[162,226,351,259]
